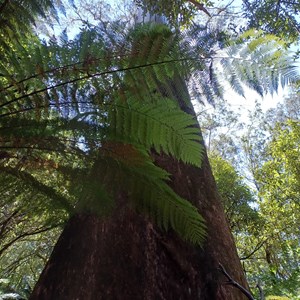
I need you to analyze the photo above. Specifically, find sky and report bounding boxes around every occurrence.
[225,83,287,116]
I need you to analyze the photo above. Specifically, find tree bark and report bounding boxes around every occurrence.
[30,145,249,299]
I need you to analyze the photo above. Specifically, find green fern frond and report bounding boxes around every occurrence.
[104,97,203,166]
[221,31,299,97]
[93,149,206,245]
[0,166,73,212]
[134,182,207,244]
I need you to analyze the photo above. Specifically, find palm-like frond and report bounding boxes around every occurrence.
[220,30,299,97]
[105,97,202,166]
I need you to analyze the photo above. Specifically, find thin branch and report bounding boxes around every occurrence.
[256,283,265,300]
[0,225,59,257]
[216,0,235,15]
[240,239,267,260]
[218,263,255,300]
[187,0,211,17]
[276,0,282,21]
[0,210,19,238]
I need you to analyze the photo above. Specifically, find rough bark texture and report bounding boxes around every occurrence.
[30,149,250,300]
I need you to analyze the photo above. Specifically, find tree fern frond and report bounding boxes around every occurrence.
[93,149,206,245]
[0,166,73,212]
[220,31,299,97]
[104,97,203,166]
[135,182,207,244]
[123,24,192,99]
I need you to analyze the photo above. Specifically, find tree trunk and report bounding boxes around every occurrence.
[30,146,250,299]
[30,16,250,299]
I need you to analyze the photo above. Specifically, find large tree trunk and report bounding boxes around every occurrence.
[30,147,249,300]
[30,14,250,299]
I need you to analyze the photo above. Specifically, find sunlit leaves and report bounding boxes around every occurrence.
[242,0,300,44]
[133,0,213,27]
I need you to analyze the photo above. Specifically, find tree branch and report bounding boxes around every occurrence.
[0,210,19,238]
[187,0,211,17]
[240,239,267,260]
[256,283,265,300]
[0,225,60,257]
[218,263,255,300]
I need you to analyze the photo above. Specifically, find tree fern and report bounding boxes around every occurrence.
[220,30,299,97]
[1,15,298,249]
[0,23,208,245]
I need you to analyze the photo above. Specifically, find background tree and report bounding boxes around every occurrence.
[242,0,300,45]
[255,119,300,297]
[202,91,300,298]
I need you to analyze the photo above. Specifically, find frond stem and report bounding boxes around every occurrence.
[0,57,198,110]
